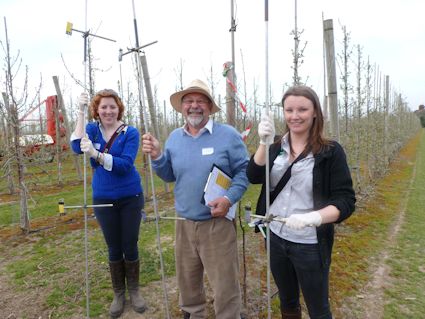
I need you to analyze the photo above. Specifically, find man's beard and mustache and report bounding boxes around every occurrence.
[187,109,205,127]
[187,116,204,127]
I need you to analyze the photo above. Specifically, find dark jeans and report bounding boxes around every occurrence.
[270,231,332,319]
[94,193,143,262]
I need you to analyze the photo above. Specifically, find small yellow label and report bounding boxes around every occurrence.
[58,199,65,214]
[216,173,231,189]
[66,22,73,35]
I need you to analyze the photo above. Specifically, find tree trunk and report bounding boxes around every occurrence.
[140,54,160,139]
[0,103,15,194]
[384,75,390,165]
[162,101,170,193]
[225,61,236,127]
[52,76,82,180]
[354,45,362,192]
[10,97,30,232]
[52,95,63,185]
[3,17,29,232]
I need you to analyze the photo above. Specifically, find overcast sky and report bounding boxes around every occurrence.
[1,0,424,115]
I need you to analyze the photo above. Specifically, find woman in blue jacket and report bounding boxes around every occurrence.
[71,89,146,318]
[247,86,355,319]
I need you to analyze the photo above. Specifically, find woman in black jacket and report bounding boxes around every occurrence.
[247,86,355,319]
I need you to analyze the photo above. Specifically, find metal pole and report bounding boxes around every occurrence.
[230,0,236,70]
[264,0,272,318]
[66,7,116,319]
[130,1,170,317]
[119,62,124,100]
[293,0,299,85]
[230,0,236,126]
[136,36,172,319]
[82,1,90,317]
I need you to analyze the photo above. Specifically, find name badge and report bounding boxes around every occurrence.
[202,147,214,156]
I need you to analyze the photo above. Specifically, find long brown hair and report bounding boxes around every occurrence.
[281,85,330,156]
[90,89,125,121]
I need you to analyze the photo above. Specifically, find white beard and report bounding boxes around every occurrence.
[187,115,204,127]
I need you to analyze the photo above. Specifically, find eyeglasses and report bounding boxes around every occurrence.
[182,98,210,106]
[96,89,119,97]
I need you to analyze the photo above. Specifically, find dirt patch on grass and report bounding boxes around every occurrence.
[0,210,276,318]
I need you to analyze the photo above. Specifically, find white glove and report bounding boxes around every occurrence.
[285,211,322,230]
[258,113,275,145]
[80,136,98,158]
[78,92,89,111]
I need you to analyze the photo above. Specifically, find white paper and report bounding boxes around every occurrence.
[202,147,214,155]
[203,165,237,220]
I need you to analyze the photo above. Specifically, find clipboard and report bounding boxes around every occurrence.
[202,164,237,220]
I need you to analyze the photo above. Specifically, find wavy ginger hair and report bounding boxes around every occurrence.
[90,89,125,121]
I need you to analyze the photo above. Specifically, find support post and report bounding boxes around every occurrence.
[323,19,340,141]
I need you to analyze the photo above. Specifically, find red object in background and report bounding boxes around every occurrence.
[18,95,69,159]
[45,96,57,138]
[45,95,68,151]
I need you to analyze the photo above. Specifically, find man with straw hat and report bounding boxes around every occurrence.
[142,79,249,318]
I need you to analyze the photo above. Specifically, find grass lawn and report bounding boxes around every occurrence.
[1,132,425,318]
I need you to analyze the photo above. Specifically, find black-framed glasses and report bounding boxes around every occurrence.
[181,98,210,106]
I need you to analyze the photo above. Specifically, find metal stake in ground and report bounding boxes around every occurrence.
[119,1,170,317]
[65,10,116,318]
[263,0,272,318]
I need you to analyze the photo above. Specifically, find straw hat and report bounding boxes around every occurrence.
[170,79,221,114]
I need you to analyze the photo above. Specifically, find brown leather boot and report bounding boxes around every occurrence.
[281,306,302,319]
[125,259,147,313]
[109,260,126,318]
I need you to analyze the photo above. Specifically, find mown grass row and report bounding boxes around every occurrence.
[330,130,422,318]
[383,129,425,318]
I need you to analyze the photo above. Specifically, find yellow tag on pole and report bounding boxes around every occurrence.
[58,199,65,214]
[66,22,73,35]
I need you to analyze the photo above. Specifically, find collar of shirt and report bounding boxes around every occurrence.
[280,133,290,155]
[280,133,313,160]
[98,121,128,135]
[182,118,213,137]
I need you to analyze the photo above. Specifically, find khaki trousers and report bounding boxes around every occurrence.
[176,217,241,319]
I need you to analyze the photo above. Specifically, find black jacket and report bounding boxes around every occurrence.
[246,141,356,266]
